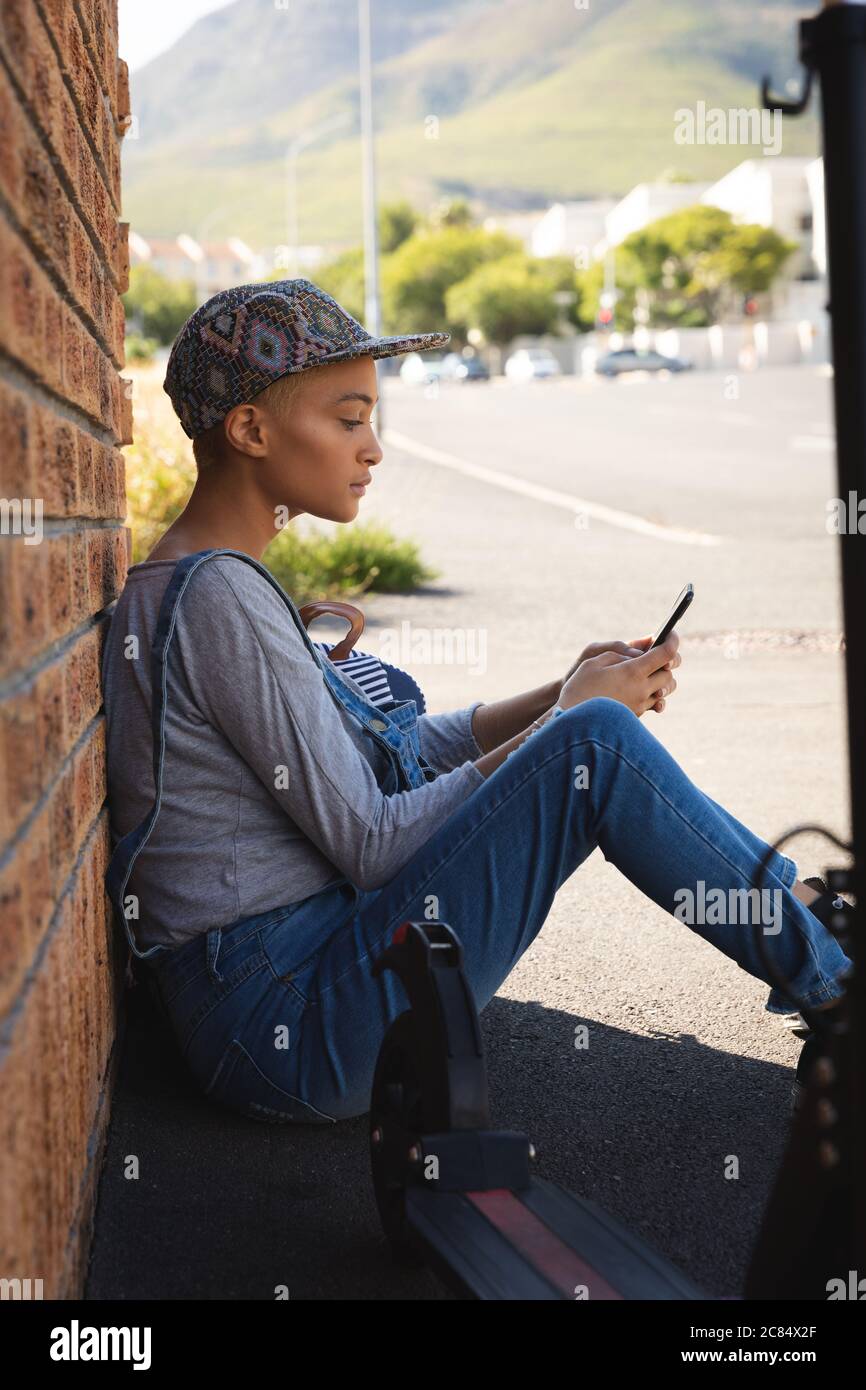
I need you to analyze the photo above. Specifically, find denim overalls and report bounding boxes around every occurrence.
[102,547,454,1121]
[104,546,439,966]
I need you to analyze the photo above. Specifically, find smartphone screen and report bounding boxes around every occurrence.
[649,583,694,649]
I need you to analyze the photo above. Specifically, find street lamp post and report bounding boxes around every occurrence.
[358,0,385,435]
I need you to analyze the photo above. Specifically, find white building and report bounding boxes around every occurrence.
[128,232,265,302]
[482,210,546,251]
[700,157,820,281]
[699,156,826,325]
[530,200,617,265]
[603,180,712,247]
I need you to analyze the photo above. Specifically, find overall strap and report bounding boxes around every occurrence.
[103,548,419,959]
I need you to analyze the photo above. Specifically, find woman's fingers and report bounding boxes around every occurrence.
[647,673,677,710]
[651,676,677,698]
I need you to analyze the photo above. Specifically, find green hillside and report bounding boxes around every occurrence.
[122,0,819,249]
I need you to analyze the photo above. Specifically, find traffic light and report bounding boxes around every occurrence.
[743,295,758,317]
[597,305,614,328]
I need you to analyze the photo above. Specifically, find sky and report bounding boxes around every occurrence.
[118,0,235,72]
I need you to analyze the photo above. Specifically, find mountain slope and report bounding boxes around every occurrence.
[122,0,819,247]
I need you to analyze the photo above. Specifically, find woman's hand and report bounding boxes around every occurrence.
[562,639,645,687]
[559,632,681,718]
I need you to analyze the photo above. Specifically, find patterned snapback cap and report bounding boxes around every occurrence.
[163,277,450,439]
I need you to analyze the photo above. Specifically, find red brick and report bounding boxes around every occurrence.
[0,0,33,75]
[118,377,133,445]
[62,304,85,405]
[0,544,12,679]
[24,801,52,959]
[50,757,77,896]
[73,732,98,840]
[111,526,128,591]
[8,243,46,375]
[79,334,101,421]
[116,221,129,294]
[0,380,34,497]
[41,276,65,396]
[0,852,28,1021]
[78,629,102,726]
[4,537,51,671]
[2,684,42,829]
[0,69,23,209]
[0,708,8,848]
[111,290,125,366]
[115,57,130,132]
[21,141,56,264]
[68,530,90,626]
[43,412,80,518]
[36,654,68,767]
[47,534,73,638]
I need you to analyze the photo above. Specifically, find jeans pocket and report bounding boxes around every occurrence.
[257,883,359,996]
[155,944,268,1075]
[204,1037,337,1126]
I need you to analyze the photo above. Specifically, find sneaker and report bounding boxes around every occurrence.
[779,877,853,1041]
[780,1010,812,1039]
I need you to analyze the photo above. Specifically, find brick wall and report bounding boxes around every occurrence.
[0,0,132,1300]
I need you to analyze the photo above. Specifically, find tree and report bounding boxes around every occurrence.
[577,206,797,330]
[381,225,524,334]
[379,200,421,254]
[445,254,563,347]
[428,197,476,230]
[122,266,197,345]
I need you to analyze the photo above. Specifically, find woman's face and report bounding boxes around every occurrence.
[262,355,383,524]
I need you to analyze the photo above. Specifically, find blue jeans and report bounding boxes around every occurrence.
[141,696,849,1125]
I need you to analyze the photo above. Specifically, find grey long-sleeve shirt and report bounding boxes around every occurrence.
[101,555,487,949]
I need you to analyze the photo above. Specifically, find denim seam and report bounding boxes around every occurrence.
[311,722,838,1002]
[261,945,314,1003]
[542,734,840,997]
[311,725,596,998]
[181,951,269,1052]
[161,915,291,1004]
[217,1039,337,1123]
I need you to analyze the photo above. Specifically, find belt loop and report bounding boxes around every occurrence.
[206,926,225,984]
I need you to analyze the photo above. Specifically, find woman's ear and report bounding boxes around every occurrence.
[223,403,268,457]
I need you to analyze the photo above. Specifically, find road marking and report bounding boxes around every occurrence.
[790,435,834,451]
[649,406,758,426]
[384,428,723,546]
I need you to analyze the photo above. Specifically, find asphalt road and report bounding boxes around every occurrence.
[310,362,851,1298]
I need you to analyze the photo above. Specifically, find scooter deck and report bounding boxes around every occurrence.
[405,1175,706,1300]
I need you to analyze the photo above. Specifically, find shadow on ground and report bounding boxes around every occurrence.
[85,980,793,1300]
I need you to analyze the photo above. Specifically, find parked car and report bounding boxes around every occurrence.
[595,348,692,377]
[504,348,562,381]
[399,351,448,385]
[439,352,490,382]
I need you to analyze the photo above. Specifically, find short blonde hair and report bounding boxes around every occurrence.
[192,370,309,469]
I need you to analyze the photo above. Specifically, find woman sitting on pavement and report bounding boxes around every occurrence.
[102,279,852,1125]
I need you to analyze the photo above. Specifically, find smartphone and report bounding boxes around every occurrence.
[649,583,694,650]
